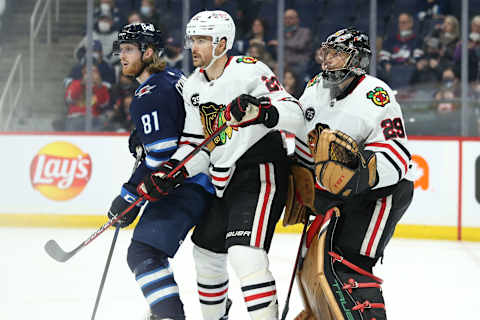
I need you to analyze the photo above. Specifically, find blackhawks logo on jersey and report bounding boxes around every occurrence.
[236,56,257,64]
[366,87,390,107]
[306,75,320,88]
[199,103,236,148]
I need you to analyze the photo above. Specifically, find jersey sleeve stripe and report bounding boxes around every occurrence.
[145,155,169,169]
[391,139,411,160]
[377,152,402,181]
[365,142,408,173]
[145,137,178,153]
[182,132,205,139]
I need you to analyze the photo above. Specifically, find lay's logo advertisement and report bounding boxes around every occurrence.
[30,141,92,201]
[412,154,429,190]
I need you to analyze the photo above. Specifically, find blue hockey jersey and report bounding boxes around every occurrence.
[127,67,214,194]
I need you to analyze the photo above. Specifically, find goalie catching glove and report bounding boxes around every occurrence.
[224,94,279,128]
[137,159,188,201]
[308,125,377,197]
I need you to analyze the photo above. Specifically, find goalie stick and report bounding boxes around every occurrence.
[44,124,229,262]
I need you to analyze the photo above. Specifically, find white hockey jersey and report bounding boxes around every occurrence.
[170,56,304,196]
[296,74,415,190]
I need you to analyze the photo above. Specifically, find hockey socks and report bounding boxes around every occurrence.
[128,241,185,320]
[228,245,278,320]
[193,244,230,319]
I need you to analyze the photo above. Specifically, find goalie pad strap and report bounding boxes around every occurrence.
[328,251,383,284]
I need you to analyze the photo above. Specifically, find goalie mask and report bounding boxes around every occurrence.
[320,27,371,88]
[185,10,235,70]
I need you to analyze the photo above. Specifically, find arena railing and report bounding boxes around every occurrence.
[29,0,59,90]
[0,54,23,131]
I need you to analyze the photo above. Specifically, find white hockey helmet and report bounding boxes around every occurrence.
[185,10,235,50]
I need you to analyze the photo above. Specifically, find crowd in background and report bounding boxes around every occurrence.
[59,0,480,135]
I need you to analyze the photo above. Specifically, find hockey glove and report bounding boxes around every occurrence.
[224,94,279,128]
[107,183,143,228]
[137,159,188,201]
[128,129,145,160]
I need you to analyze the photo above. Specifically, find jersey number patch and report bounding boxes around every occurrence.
[141,111,160,134]
[381,117,405,139]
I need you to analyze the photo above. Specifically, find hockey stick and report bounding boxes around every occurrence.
[44,146,144,263]
[90,225,120,320]
[280,216,310,320]
[44,125,228,262]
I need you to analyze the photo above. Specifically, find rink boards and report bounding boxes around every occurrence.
[0,133,479,241]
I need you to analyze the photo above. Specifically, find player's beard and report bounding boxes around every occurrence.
[122,59,143,77]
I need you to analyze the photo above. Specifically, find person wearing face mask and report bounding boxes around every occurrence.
[94,0,123,31]
[453,15,480,82]
[67,40,116,89]
[379,13,424,88]
[163,34,184,71]
[74,14,119,65]
[429,15,459,63]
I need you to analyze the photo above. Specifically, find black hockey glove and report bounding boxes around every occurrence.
[224,94,279,128]
[107,183,143,228]
[137,159,188,201]
[128,129,145,160]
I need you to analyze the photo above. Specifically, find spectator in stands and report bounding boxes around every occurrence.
[163,34,184,70]
[410,53,442,86]
[270,9,312,77]
[236,18,276,57]
[416,0,448,36]
[379,13,423,88]
[431,15,459,63]
[104,87,135,132]
[75,13,119,65]
[94,0,123,31]
[432,68,459,113]
[304,45,323,84]
[64,61,110,131]
[66,40,116,89]
[127,11,143,24]
[139,0,167,33]
[247,42,276,71]
[283,69,302,99]
[453,15,480,82]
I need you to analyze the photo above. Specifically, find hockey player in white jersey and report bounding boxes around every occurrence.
[287,27,415,319]
[137,10,304,320]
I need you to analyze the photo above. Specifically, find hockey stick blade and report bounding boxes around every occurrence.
[44,239,81,262]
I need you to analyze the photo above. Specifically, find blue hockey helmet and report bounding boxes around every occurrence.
[113,23,164,55]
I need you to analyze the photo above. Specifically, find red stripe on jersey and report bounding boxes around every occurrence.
[365,197,387,257]
[366,142,408,172]
[179,140,193,145]
[212,175,229,182]
[255,164,271,247]
[198,288,228,297]
[296,145,312,158]
[244,290,276,302]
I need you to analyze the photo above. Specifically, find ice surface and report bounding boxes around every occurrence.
[1,227,478,319]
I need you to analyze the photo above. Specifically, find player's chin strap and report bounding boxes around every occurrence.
[202,45,227,72]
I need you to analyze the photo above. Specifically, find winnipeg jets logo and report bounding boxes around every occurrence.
[135,84,156,98]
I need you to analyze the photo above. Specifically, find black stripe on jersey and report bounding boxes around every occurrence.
[212,166,231,173]
[197,280,229,289]
[214,185,225,191]
[200,146,211,156]
[247,301,274,312]
[200,298,226,305]
[392,140,411,160]
[241,281,276,292]
[182,132,205,139]
[379,151,402,181]
[295,137,309,148]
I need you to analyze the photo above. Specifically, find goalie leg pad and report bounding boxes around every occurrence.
[296,208,386,320]
[284,164,316,226]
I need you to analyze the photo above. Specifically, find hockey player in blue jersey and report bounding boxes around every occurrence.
[107,23,216,320]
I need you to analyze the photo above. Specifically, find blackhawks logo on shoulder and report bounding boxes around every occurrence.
[306,75,320,88]
[366,87,390,107]
[199,103,236,149]
[236,56,257,64]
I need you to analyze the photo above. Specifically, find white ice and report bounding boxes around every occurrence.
[1,227,479,319]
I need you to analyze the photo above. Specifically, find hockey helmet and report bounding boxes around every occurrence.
[320,27,371,87]
[185,10,235,51]
[113,23,164,55]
